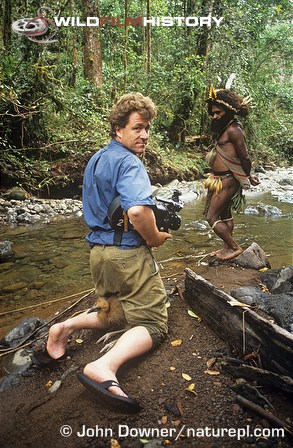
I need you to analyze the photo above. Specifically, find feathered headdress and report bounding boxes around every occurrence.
[206,85,252,117]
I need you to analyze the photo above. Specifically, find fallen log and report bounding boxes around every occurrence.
[184,269,293,379]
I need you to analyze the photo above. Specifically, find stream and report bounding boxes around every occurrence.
[0,192,292,340]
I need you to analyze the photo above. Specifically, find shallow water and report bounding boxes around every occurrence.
[0,192,292,339]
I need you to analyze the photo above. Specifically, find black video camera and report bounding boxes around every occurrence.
[108,189,184,233]
[152,189,183,232]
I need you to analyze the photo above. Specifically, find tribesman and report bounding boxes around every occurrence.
[204,87,260,261]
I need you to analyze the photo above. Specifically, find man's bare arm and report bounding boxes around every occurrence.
[227,125,251,175]
[127,205,172,247]
[228,126,260,185]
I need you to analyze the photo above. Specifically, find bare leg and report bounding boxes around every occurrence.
[47,311,109,359]
[84,326,153,397]
[210,217,234,257]
[47,316,153,398]
[207,178,242,260]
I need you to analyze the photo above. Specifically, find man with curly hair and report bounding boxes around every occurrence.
[204,88,259,261]
[32,93,172,412]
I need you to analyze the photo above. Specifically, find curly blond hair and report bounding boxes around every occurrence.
[109,93,157,137]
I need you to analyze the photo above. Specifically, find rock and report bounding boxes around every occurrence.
[255,165,266,174]
[234,242,270,270]
[153,180,203,203]
[230,286,264,306]
[2,187,30,200]
[0,317,48,349]
[259,269,280,290]
[0,240,14,262]
[2,348,33,374]
[2,281,28,292]
[260,266,293,293]
[244,204,283,217]
[278,178,293,186]
[271,266,293,293]
[0,373,22,392]
[230,286,293,333]
[0,196,83,225]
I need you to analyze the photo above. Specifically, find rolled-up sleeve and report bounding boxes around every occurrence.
[117,155,155,211]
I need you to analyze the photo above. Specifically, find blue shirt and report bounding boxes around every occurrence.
[82,139,155,248]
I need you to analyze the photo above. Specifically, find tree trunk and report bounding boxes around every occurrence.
[81,0,102,87]
[122,0,128,91]
[3,0,12,52]
[146,0,151,74]
[68,0,78,87]
[167,0,200,145]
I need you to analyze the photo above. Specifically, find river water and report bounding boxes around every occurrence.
[0,192,292,339]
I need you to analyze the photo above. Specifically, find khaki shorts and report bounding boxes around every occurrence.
[90,245,168,347]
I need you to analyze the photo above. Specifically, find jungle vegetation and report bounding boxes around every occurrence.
[0,0,292,196]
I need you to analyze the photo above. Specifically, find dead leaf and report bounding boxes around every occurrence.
[161,415,168,424]
[228,298,251,308]
[166,300,171,308]
[45,380,53,389]
[172,419,181,427]
[206,357,217,369]
[187,309,201,321]
[185,383,197,396]
[169,366,176,371]
[110,439,121,448]
[259,267,269,271]
[75,338,83,344]
[171,339,182,347]
[182,373,192,381]
[204,369,220,376]
[176,400,183,416]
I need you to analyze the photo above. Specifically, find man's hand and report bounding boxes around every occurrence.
[249,174,260,186]
[127,205,172,247]
[146,231,172,248]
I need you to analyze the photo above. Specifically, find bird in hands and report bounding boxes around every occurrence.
[87,296,127,329]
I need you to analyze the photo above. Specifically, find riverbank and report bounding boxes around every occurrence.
[1,265,292,448]
[1,167,292,447]
[0,166,292,227]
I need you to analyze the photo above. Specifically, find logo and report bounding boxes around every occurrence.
[11,5,224,44]
[11,6,58,44]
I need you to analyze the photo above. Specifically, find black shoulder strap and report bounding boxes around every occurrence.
[113,227,123,246]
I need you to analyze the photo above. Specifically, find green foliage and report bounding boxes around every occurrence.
[1,0,292,195]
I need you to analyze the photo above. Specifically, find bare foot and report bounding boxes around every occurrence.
[210,248,226,257]
[47,322,72,359]
[84,360,128,398]
[216,247,243,261]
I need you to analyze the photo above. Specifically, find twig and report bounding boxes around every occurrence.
[0,288,94,317]
[3,139,98,152]
[176,286,185,301]
[0,289,94,357]
[161,272,180,279]
[159,254,209,264]
[235,395,293,438]
[28,396,53,414]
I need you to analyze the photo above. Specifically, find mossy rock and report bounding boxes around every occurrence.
[2,187,30,200]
